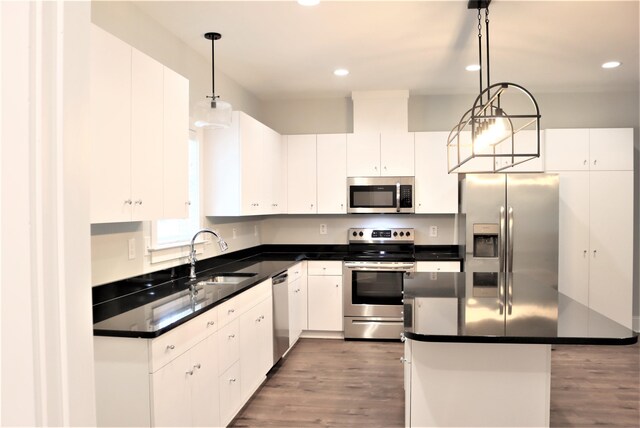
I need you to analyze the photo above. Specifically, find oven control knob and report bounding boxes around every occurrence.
[352,231,357,237]
[358,231,363,237]
[399,231,405,237]
[393,231,398,237]
[406,231,411,237]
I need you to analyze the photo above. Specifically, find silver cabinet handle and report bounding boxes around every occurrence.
[229,378,236,383]
[593,159,597,166]
[228,334,235,339]
[186,201,191,206]
[335,284,339,287]
[399,357,407,363]
[374,165,378,171]
[593,249,597,257]
[134,200,142,205]
[166,345,175,350]
[400,332,406,342]
[583,159,587,165]
[193,363,201,370]
[124,199,132,205]
[228,309,235,314]
[186,369,194,376]
[583,250,587,257]
[207,321,215,327]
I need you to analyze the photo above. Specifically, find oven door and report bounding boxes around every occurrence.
[343,261,414,318]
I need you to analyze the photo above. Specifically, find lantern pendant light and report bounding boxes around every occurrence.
[447,0,541,173]
[194,32,232,129]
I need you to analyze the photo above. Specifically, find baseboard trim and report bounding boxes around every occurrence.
[300,330,344,340]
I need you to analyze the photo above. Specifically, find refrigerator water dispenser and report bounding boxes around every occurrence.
[473,224,499,258]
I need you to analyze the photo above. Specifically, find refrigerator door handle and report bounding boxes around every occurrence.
[498,274,505,315]
[507,206,514,273]
[396,182,401,212]
[499,206,506,273]
[507,272,513,315]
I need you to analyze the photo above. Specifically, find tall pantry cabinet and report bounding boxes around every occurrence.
[545,128,634,328]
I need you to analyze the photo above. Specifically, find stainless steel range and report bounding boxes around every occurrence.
[343,228,415,340]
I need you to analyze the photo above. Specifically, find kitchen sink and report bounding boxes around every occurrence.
[196,272,257,286]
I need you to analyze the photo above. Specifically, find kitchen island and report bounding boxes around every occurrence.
[402,271,637,427]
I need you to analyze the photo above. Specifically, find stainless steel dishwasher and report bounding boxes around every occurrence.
[272,271,289,364]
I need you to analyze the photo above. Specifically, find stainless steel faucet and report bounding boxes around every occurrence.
[189,228,229,279]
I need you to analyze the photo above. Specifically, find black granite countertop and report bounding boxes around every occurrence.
[403,271,637,345]
[92,244,463,339]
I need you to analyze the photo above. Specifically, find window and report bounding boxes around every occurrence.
[154,130,201,247]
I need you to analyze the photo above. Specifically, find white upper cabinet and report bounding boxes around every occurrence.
[494,130,545,172]
[545,128,633,172]
[414,132,458,214]
[89,25,189,223]
[380,132,415,176]
[317,134,347,214]
[204,111,285,216]
[287,135,317,214]
[130,49,164,221]
[346,133,380,176]
[90,25,132,223]
[589,128,634,171]
[162,67,190,219]
[347,132,414,177]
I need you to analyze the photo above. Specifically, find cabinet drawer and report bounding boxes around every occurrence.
[149,320,194,373]
[416,261,460,273]
[190,306,219,345]
[218,320,240,374]
[308,260,343,276]
[288,262,305,282]
[219,361,242,427]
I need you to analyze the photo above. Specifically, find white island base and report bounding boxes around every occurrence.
[405,340,551,427]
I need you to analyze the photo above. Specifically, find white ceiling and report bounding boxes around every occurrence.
[134,0,639,100]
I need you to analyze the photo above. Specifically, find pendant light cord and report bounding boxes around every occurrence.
[485,7,491,100]
[477,9,483,105]
[211,37,216,101]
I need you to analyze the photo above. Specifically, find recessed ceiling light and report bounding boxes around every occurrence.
[334,68,349,77]
[465,64,481,72]
[602,61,621,69]
[298,0,320,6]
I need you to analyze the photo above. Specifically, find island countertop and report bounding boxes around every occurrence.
[403,271,637,345]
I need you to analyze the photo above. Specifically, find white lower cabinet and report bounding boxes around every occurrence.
[151,331,220,427]
[94,279,275,428]
[218,361,242,427]
[307,261,343,332]
[240,296,274,402]
[415,261,460,273]
[288,262,308,347]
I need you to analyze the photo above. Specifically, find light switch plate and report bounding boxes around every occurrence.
[429,226,438,237]
[128,238,136,260]
[320,224,327,235]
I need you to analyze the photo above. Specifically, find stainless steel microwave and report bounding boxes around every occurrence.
[347,177,414,214]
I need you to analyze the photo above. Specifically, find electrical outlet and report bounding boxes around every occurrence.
[429,226,438,237]
[144,236,150,256]
[232,228,237,239]
[320,224,327,235]
[128,238,136,260]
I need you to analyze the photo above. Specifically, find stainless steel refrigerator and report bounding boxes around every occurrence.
[460,173,559,286]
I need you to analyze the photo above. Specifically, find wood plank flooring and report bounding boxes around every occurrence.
[230,338,639,427]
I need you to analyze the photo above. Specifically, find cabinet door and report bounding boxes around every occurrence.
[239,296,273,402]
[589,171,633,328]
[589,128,633,171]
[317,134,347,213]
[556,172,590,306]
[380,132,414,176]
[150,351,192,427]
[414,132,458,213]
[130,49,164,221]
[162,67,190,219]
[240,113,265,215]
[307,276,343,331]
[191,333,220,427]
[287,134,317,213]
[544,129,589,171]
[89,25,132,223]
[265,128,286,213]
[404,340,412,428]
[218,319,239,374]
[496,130,545,172]
[289,277,302,347]
[346,133,380,176]
[218,361,241,427]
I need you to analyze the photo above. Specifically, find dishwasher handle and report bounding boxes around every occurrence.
[272,271,288,285]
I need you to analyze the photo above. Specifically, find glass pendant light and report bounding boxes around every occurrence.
[194,32,232,129]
